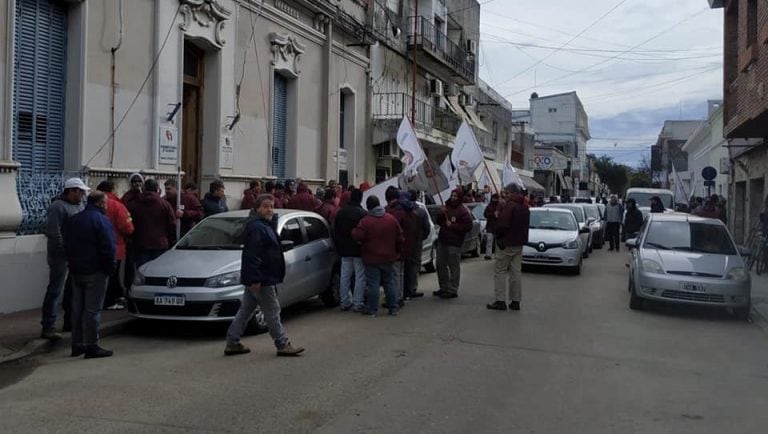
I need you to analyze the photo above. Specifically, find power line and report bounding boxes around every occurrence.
[449,0,497,16]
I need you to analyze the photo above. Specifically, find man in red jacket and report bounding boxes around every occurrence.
[434,188,473,299]
[164,179,204,237]
[352,196,403,317]
[128,179,177,267]
[488,183,530,311]
[286,182,319,211]
[240,180,262,210]
[97,180,134,310]
[315,189,338,225]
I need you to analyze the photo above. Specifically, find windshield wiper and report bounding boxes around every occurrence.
[644,242,671,250]
[538,226,568,231]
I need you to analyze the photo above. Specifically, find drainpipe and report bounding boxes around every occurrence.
[109,0,125,167]
[323,17,333,182]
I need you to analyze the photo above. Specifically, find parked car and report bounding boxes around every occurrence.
[574,197,593,204]
[578,203,605,249]
[466,203,491,254]
[626,213,751,319]
[542,203,592,258]
[523,208,590,275]
[426,204,483,257]
[625,188,675,218]
[128,210,338,332]
[416,202,438,273]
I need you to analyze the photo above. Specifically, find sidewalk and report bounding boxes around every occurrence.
[751,270,768,323]
[0,307,132,365]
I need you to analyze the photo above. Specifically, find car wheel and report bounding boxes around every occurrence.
[582,249,589,259]
[470,237,481,258]
[733,304,751,321]
[424,246,436,273]
[320,268,341,307]
[628,280,644,310]
[246,310,268,335]
[571,260,582,275]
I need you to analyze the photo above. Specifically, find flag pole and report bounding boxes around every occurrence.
[482,160,500,194]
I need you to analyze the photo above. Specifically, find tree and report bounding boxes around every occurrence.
[590,155,629,194]
[628,171,651,188]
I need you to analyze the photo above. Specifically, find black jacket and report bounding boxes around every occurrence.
[623,208,644,235]
[333,202,367,257]
[64,205,117,276]
[240,215,285,286]
[202,193,228,217]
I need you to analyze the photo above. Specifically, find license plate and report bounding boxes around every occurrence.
[680,282,705,292]
[154,295,186,306]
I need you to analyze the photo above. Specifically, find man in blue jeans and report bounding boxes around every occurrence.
[332,189,368,311]
[352,196,404,317]
[64,191,117,358]
[41,178,88,340]
[224,194,304,357]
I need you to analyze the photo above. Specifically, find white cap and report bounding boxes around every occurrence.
[64,178,91,192]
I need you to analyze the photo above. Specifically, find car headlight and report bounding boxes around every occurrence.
[562,239,579,249]
[726,267,749,281]
[204,271,242,288]
[642,259,665,274]
[133,270,145,286]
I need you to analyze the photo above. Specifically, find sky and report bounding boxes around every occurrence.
[476,0,723,167]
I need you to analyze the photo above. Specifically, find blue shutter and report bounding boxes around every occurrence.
[272,74,288,179]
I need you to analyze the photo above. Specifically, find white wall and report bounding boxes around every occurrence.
[0,235,47,314]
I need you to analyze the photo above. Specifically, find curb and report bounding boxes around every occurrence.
[0,317,134,366]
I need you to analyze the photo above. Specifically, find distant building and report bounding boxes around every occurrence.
[681,101,729,200]
[651,120,703,189]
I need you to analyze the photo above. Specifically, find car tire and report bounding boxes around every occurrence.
[320,269,341,307]
[733,304,751,321]
[424,246,437,273]
[246,310,268,335]
[628,280,644,310]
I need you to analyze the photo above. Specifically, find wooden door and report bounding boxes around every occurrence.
[182,84,200,185]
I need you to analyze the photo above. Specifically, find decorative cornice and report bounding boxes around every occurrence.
[270,32,306,77]
[179,0,232,47]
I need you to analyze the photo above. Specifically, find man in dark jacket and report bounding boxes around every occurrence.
[128,179,177,267]
[386,188,422,303]
[333,189,368,311]
[202,180,229,217]
[352,196,404,317]
[40,178,88,340]
[433,189,473,299]
[622,198,643,241]
[164,179,204,237]
[488,183,530,311]
[604,194,624,251]
[483,194,500,260]
[286,182,319,211]
[121,172,144,207]
[64,191,116,358]
[225,194,304,357]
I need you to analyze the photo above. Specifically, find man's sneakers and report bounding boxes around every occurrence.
[409,291,425,298]
[484,255,492,260]
[486,301,507,311]
[40,329,62,341]
[276,342,305,357]
[224,343,251,356]
[509,301,521,311]
[84,346,114,359]
[438,292,458,299]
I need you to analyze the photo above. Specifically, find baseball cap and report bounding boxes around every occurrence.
[64,178,91,192]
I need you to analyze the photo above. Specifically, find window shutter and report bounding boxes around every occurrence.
[272,75,288,179]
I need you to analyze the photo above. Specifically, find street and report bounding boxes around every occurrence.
[2,249,768,434]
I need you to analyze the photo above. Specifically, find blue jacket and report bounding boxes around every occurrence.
[64,204,117,276]
[202,193,228,217]
[241,214,286,286]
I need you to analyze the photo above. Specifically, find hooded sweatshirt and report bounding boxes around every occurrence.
[121,172,144,207]
[286,182,318,211]
[352,206,404,264]
[128,191,177,250]
[386,192,421,257]
[436,189,473,247]
[495,193,530,248]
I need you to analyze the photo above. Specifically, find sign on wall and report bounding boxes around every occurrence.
[220,135,234,169]
[158,126,179,165]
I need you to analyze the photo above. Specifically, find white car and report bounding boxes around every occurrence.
[542,203,593,258]
[523,208,590,275]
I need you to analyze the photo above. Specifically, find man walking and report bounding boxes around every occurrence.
[483,194,500,260]
[433,189,472,299]
[96,180,134,310]
[202,180,229,217]
[64,191,117,358]
[224,194,304,357]
[487,183,530,311]
[352,196,403,317]
[604,195,624,251]
[333,189,367,311]
[164,179,204,237]
[40,178,89,340]
[128,179,177,267]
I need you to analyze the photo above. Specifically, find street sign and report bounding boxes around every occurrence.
[703,180,715,187]
[701,166,717,181]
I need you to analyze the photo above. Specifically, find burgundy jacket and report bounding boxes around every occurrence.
[240,187,262,210]
[436,201,473,248]
[352,207,404,264]
[286,183,318,211]
[386,199,421,258]
[165,192,204,236]
[129,191,177,250]
[316,200,338,225]
[484,201,500,234]
[121,189,142,208]
[495,194,530,248]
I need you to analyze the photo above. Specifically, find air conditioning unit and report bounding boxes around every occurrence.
[430,79,444,96]
[466,39,477,55]
[458,94,474,106]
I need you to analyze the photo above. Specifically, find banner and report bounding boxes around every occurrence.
[396,117,426,178]
[671,165,689,206]
[451,121,485,184]
[433,179,459,204]
[439,154,454,180]
[362,177,400,208]
[399,159,450,196]
[502,160,525,190]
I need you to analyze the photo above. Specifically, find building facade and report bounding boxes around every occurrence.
[651,120,703,189]
[681,100,729,200]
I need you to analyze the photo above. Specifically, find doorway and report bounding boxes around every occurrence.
[182,42,204,186]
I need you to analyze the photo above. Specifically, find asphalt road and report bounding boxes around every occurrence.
[2,248,768,433]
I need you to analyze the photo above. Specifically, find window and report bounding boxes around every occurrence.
[644,222,736,255]
[339,93,346,149]
[280,218,304,249]
[303,217,330,242]
[747,0,758,47]
[176,218,249,250]
[272,74,288,178]
[492,121,498,143]
[548,108,557,113]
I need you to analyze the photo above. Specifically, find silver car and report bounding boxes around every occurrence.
[578,203,605,249]
[542,203,592,258]
[128,210,338,331]
[523,208,590,275]
[626,213,751,319]
[416,202,438,273]
[426,204,483,257]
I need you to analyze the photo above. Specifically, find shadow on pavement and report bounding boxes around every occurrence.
[632,300,748,323]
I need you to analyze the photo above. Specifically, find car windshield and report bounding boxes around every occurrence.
[643,221,736,255]
[470,204,486,220]
[176,217,250,250]
[544,205,584,223]
[627,192,674,209]
[582,206,599,220]
[530,212,577,231]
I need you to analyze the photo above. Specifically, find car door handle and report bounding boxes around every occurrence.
[305,255,312,262]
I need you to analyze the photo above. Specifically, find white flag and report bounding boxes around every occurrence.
[362,177,400,208]
[433,179,459,204]
[451,121,485,184]
[439,154,454,180]
[399,159,450,196]
[396,117,426,178]
[502,160,525,190]
[671,165,689,206]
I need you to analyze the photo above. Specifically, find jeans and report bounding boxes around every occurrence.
[70,273,108,348]
[403,251,421,296]
[606,222,621,250]
[485,233,495,257]
[226,285,288,349]
[436,243,462,295]
[135,249,165,268]
[104,260,125,307]
[364,263,398,314]
[339,257,366,309]
[41,253,69,330]
[494,246,523,303]
[393,261,405,301]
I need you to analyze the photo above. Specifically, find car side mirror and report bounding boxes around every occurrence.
[579,227,590,234]
[738,245,751,257]
[281,240,295,252]
[625,238,638,249]
[587,218,596,225]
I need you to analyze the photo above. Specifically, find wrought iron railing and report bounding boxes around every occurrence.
[15,169,85,235]
[372,92,461,135]
[407,16,475,82]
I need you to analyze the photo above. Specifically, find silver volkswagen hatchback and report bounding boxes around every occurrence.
[128,209,338,329]
[626,213,751,318]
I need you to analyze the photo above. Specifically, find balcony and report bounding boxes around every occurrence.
[372,92,461,137]
[407,16,476,85]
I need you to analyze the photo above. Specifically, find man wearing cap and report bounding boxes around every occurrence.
[121,173,144,207]
[40,178,89,340]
